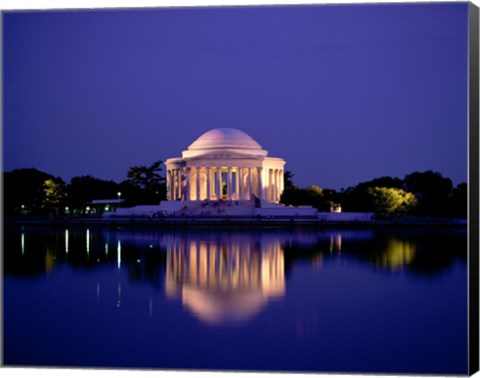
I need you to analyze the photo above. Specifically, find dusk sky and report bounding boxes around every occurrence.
[3,2,469,189]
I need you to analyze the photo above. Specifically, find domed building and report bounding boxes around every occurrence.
[165,128,285,203]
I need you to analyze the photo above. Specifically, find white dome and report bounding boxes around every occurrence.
[188,128,262,151]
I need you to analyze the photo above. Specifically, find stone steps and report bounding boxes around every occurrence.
[177,200,255,216]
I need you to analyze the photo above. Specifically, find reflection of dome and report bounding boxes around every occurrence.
[188,128,263,151]
[181,287,268,325]
[165,237,285,326]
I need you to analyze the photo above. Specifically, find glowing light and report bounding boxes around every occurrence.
[117,283,122,307]
[105,243,109,256]
[65,229,69,254]
[117,240,122,269]
[117,192,122,199]
[86,229,90,254]
[21,232,25,256]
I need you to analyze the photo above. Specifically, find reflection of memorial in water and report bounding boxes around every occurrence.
[165,235,285,325]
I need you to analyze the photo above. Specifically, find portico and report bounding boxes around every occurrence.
[165,128,285,203]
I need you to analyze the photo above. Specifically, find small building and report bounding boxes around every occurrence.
[330,203,342,213]
[88,199,124,215]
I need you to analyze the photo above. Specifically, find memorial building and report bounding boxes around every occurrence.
[165,128,285,203]
[110,128,370,221]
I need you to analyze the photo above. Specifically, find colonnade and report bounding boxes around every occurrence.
[166,166,284,202]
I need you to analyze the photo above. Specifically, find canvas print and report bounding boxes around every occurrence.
[2,2,479,376]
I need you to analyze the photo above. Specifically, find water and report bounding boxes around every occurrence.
[3,225,468,374]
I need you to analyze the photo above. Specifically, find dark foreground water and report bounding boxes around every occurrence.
[3,225,468,374]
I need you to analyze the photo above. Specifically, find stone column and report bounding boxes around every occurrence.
[272,169,276,202]
[257,167,263,200]
[185,167,191,200]
[176,169,182,200]
[172,169,176,200]
[196,167,200,200]
[235,168,239,200]
[238,168,244,200]
[279,169,284,197]
[268,169,273,201]
[173,169,177,200]
[248,168,253,200]
[166,170,171,200]
[275,169,280,202]
[177,169,182,200]
[227,168,233,200]
[273,169,278,202]
[216,167,222,200]
[175,169,179,200]
[206,167,211,200]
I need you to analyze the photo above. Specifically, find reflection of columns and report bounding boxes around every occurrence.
[189,241,197,284]
[248,168,253,200]
[257,167,263,200]
[227,168,233,200]
[206,168,211,200]
[199,241,207,287]
[239,168,244,200]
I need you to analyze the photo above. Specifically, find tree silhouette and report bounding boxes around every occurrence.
[404,171,453,216]
[67,175,119,212]
[4,168,55,215]
[126,160,166,204]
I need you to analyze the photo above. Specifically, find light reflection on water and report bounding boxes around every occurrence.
[3,226,468,374]
[165,235,285,325]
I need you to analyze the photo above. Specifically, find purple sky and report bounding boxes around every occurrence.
[3,3,469,189]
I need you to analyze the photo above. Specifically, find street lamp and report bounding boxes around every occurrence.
[117,192,122,200]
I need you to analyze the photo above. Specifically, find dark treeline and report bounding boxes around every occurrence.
[4,161,166,216]
[4,163,467,219]
[280,170,467,219]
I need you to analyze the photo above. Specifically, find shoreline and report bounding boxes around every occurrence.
[4,215,468,228]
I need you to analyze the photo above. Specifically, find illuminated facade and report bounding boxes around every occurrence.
[165,128,285,203]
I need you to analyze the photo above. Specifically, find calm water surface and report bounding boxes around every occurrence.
[3,225,468,374]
